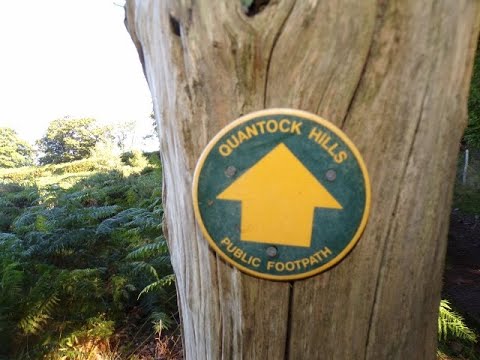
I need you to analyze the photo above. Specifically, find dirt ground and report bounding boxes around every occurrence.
[444,210,480,327]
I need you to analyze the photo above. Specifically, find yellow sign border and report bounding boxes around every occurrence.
[192,108,371,281]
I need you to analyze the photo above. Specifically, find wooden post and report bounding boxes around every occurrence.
[124,1,480,358]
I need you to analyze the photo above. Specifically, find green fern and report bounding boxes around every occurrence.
[111,275,135,308]
[54,316,115,360]
[0,262,23,298]
[438,300,477,343]
[130,261,160,280]
[150,311,173,335]
[0,155,173,358]
[96,208,146,236]
[19,293,60,335]
[138,274,175,299]
[126,237,168,260]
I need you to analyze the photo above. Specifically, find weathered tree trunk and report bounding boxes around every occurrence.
[125,1,480,358]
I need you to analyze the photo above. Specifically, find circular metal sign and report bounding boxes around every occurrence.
[192,109,371,281]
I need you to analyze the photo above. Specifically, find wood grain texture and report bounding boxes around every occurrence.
[125,1,480,359]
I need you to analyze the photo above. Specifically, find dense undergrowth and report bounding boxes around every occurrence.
[0,152,176,359]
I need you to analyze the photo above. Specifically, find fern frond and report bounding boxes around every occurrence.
[150,311,173,335]
[19,293,60,335]
[96,208,145,235]
[12,207,42,234]
[0,233,22,253]
[438,300,477,343]
[137,274,175,299]
[126,238,168,260]
[130,261,159,280]
[0,232,18,243]
[150,255,173,268]
[86,205,120,219]
[0,262,24,297]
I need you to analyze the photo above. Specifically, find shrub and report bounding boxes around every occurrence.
[121,150,149,168]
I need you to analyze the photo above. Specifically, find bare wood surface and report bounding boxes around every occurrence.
[125,1,480,359]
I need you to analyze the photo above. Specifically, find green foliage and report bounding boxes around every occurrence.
[127,236,176,338]
[138,274,175,299]
[438,300,476,343]
[466,44,480,146]
[453,148,480,214]
[453,185,480,214]
[0,127,33,168]
[0,166,47,183]
[0,183,39,231]
[0,155,175,358]
[54,316,115,359]
[122,149,150,168]
[36,117,112,165]
[151,311,174,336]
[437,300,478,358]
[19,293,60,335]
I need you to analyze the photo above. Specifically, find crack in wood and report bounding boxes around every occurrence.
[340,44,374,129]
[215,254,225,357]
[284,282,295,360]
[363,78,432,359]
[340,1,386,130]
[263,2,296,107]
[315,71,336,116]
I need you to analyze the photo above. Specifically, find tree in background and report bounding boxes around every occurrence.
[36,117,111,165]
[0,127,33,168]
[112,120,136,152]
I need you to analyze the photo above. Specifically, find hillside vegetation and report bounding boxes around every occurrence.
[0,151,177,359]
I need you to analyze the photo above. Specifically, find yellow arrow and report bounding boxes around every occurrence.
[217,143,342,247]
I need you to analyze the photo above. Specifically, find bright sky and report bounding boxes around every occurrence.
[0,0,154,148]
